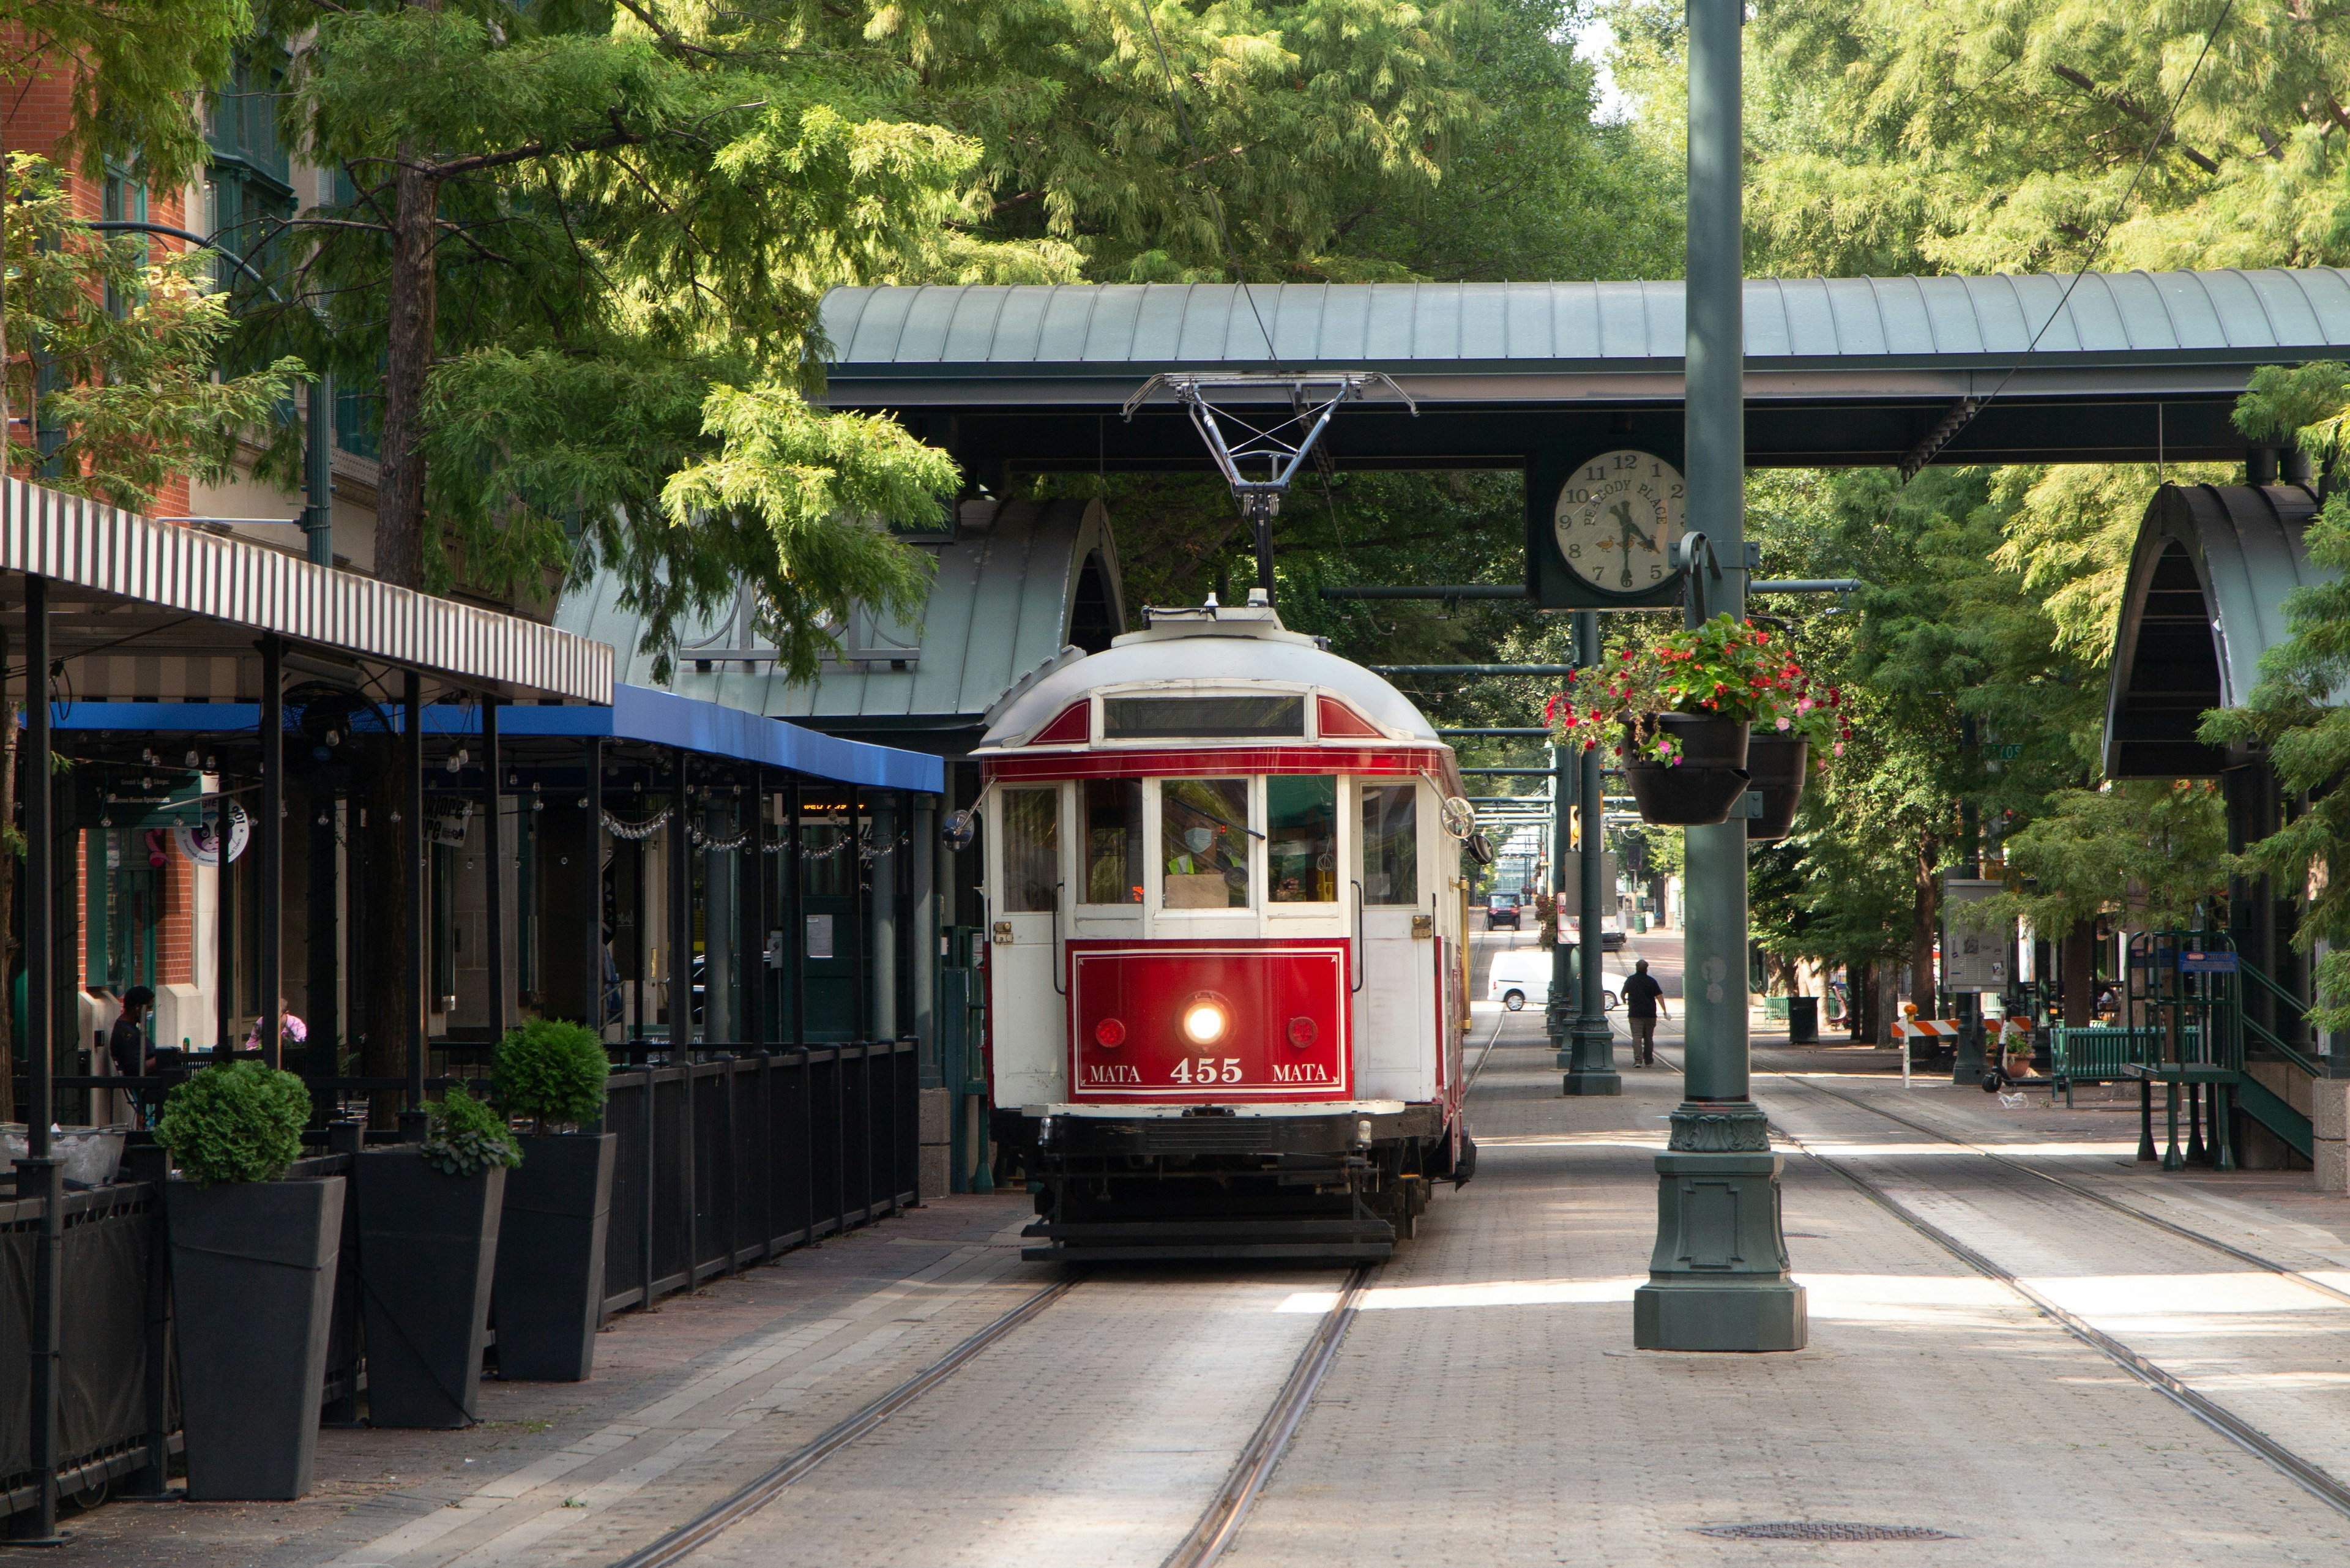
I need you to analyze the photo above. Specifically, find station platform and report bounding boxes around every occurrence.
[44,979,2350,1566]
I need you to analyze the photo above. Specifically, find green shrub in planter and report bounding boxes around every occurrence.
[493,1018,610,1134]
[421,1083,523,1177]
[157,1061,343,1498]
[156,1061,311,1185]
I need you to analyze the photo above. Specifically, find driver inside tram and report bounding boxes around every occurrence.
[1162,782,1249,907]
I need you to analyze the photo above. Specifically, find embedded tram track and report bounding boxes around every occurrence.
[1649,1042,2350,1525]
[606,1262,1380,1568]
[608,936,1537,1567]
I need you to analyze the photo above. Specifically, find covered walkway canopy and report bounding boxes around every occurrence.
[821,271,2350,477]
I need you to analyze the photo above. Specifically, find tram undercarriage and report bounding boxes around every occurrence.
[1006,1106,1469,1263]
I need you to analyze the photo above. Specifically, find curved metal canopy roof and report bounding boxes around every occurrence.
[2105,483,2332,778]
[819,271,2350,471]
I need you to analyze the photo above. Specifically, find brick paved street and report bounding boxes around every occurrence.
[47,933,2350,1566]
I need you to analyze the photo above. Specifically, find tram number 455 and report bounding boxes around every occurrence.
[1169,1057,1244,1085]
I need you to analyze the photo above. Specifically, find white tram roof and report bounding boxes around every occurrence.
[977,593,1444,750]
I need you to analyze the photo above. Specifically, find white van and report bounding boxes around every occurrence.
[1486,949,1632,1012]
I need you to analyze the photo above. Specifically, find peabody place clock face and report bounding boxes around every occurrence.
[1553,450,1685,595]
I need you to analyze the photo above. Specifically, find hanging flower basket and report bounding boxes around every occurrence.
[1621,714,1751,826]
[1546,614,1852,830]
[1744,734,1810,842]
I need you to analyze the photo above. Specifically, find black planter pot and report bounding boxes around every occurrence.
[1744,734,1811,842]
[165,1176,344,1500]
[491,1131,616,1382]
[356,1148,507,1428]
[1622,714,1751,826]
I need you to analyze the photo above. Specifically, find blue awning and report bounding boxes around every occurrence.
[50,682,942,793]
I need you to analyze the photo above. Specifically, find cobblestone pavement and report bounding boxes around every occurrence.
[1224,1006,2350,1567]
[45,1192,1049,1568]
[52,936,2350,1566]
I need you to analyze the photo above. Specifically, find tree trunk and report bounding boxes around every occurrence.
[1909,832,1940,1015]
[2062,916,2098,1027]
[373,143,439,591]
[359,736,414,1128]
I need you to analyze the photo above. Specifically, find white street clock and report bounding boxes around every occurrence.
[1552,450,1684,595]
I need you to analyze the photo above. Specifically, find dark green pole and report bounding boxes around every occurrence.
[304,374,335,566]
[1633,0,1805,1351]
[1562,610,1618,1094]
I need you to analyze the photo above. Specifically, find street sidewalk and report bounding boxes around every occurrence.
[48,1192,1046,1568]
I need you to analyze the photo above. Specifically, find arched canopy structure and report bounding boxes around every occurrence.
[2104,483,2329,778]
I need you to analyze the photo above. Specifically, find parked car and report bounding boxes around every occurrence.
[1486,949,1633,1012]
[1486,892,1521,930]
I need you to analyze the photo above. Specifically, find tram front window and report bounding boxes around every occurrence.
[1360,784,1418,904]
[1267,775,1336,903]
[1160,778,1250,909]
[1002,787,1059,912]
[1084,778,1143,904]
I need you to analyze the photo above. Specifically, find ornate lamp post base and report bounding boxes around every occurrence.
[1633,1105,1807,1351]
[1561,1017,1621,1096]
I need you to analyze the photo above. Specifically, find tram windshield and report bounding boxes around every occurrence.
[1160,778,1250,908]
[1084,778,1143,904]
[1267,776,1337,902]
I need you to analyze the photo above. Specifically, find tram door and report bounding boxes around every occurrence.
[1353,781,1435,1100]
[989,782,1064,1104]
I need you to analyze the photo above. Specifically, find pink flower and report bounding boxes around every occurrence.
[1776,717,1791,730]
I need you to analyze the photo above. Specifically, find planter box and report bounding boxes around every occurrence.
[1623,714,1751,826]
[491,1132,616,1383]
[1744,734,1810,842]
[165,1176,344,1500]
[356,1148,506,1428]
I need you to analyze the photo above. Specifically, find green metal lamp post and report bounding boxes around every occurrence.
[1633,0,1807,1351]
[1559,609,1619,1094]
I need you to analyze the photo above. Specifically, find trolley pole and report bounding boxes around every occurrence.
[1633,0,1806,1351]
[1561,610,1619,1094]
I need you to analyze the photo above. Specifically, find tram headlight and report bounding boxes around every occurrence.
[1180,993,1231,1047]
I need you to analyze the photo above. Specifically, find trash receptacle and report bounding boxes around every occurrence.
[1788,995,1819,1043]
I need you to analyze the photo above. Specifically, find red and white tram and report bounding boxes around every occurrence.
[975,592,1479,1261]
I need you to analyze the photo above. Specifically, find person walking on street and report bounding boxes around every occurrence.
[1622,960,1666,1067]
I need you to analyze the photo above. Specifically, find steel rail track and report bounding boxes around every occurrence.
[1159,1264,1378,1568]
[607,1275,1083,1568]
[1768,1114,2350,1525]
[1764,1068,2350,1310]
[605,945,1531,1566]
[1643,1043,2350,1524]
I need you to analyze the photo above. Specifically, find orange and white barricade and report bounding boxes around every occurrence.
[1892,1017,1961,1089]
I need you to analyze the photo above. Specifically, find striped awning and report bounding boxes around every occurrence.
[2,479,613,704]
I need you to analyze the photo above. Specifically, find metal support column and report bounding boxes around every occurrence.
[583,735,604,1031]
[1562,610,1619,1094]
[1636,0,1805,1351]
[483,700,505,1045]
[670,748,691,1052]
[259,635,284,1069]
[405,671,427,1125]
[747,772,769,1047]
[788,784,807,1047]
[912,793,938,1085]
[11,573,62,1544]
[304,373,335,566]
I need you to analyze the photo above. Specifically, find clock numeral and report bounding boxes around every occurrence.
[1567,543,1581,558]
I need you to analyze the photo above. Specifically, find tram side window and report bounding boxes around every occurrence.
[1160,778,1250,909]
[1360,785,1417,905]
[1267,776,1336,903]
[1002,788,1059,913]
[1083,778,1143,904]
